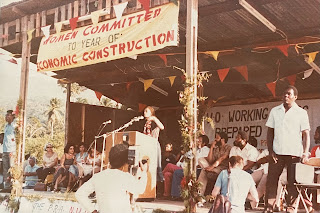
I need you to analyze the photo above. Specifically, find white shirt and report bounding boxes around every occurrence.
[215,168,256,213]
[266,102,310,157]
[3,120,16,153]
[196,146,210,166]
[255,149,269,174]
[229,143,259,166]
[75,168,147,213]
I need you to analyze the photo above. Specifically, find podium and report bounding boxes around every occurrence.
[104,131,157,199]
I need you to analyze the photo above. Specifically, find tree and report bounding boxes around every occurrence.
[58,82,86,96]
[26,116,46,138]
[45,98,63,138]
[75,97,89,104]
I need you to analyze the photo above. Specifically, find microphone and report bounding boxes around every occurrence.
[103,120,112,124]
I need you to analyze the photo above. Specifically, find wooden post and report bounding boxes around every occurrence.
[186,0,198,211]
[81,105,86,143]
[65,83,71,145]
[19,15,31,166]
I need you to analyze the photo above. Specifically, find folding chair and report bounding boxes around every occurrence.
[294,163,318,213]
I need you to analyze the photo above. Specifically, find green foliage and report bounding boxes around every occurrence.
[58,82,86,96]
[75,97,89,104]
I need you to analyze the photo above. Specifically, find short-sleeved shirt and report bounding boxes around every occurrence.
[196,146,210,166]
[43,152,58,168]
[254,149,269,174]
[211,144,232,167]
[215,168,256,213]
[266,102,310,157]
[229,143,259,166]
[76,152,88,164]
[24,165,40,186]
[3,120,16,153]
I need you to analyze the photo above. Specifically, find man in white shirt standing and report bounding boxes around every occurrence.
[3,110,16,190]
[75,144,148,213]
[229,131,259,173]
[265,85,310,212]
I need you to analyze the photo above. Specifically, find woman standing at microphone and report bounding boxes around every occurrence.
[143,106,165,181]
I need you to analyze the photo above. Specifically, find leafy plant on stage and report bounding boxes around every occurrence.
[178,69,212,212]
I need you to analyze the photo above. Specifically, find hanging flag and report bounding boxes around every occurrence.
[138,103,147,112]
[206,51,219,61]
[41,25,51,39]
[143,79,154,91]
[94,91,103,101]
[168,76,176,86]
[286,74,296,86]
[54,22,63,34]
[27,29,35,43]
[266,82,276,97]
[307,52,319,63]
[138,0,150,12]
[1,34,8,38]
[158,54,167,66]
[69,17,79,31]
[91,10,101,25]
[128,55,138,60]
[8,58,18,64]
[217,68,230,82]
[302,68,313,79]
[276,44,290,57]
[234,65,248,81]
[126,82,133,91]
[14,105,19,116]
[114,2,128,21]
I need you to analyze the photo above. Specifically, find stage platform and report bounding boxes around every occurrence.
[0,190,311,213]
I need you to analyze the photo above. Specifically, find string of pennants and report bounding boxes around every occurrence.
[0,0,179,43]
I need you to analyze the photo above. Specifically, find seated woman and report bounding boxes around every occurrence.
[80,147,101,185]
[75,144,88,179]
[36,143,58,183]
[211,156,259,213]
[53,144,78,192]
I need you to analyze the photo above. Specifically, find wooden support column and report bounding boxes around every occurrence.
[65,83,71,145]
[18,15,31,166]
[81,105,86,143]
[186,0,198,205]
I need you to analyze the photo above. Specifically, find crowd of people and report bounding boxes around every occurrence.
[1,85,320,213]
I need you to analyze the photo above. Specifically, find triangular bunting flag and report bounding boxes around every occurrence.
[307,52,319,63]
[128,55,138,60]
[168,76,176,86]
[303,68,313,79]
[266,82,276,97]
[114,2,128,21]
[27,29,35,43]
[138,0,150,12]
[286,74,296,86]
[138,103,147,112]
[158,54,167,66]
[91,10,101,25]
[69,17,79,31]
[54,22,63,34]
[276,44,290,57]
[126,82,132,91]
[143,79,154,91]
[235,65,248,81]
[41,25,51,39]
[217,68,230,82]
[206,51,219,61]
[8,58,17,64]
[95,91,103,101]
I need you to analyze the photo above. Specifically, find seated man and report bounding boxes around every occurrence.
[229,131,259,173]
[24,157,39,189]
[198,131,231,197]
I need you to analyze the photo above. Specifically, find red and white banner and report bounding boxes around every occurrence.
[37,3,179,72]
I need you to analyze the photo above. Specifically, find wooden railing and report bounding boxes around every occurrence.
[0,0,170,48]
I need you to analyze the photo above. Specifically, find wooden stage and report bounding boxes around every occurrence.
[1,189,310,213]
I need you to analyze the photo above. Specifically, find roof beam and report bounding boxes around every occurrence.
[12,6,26,16]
